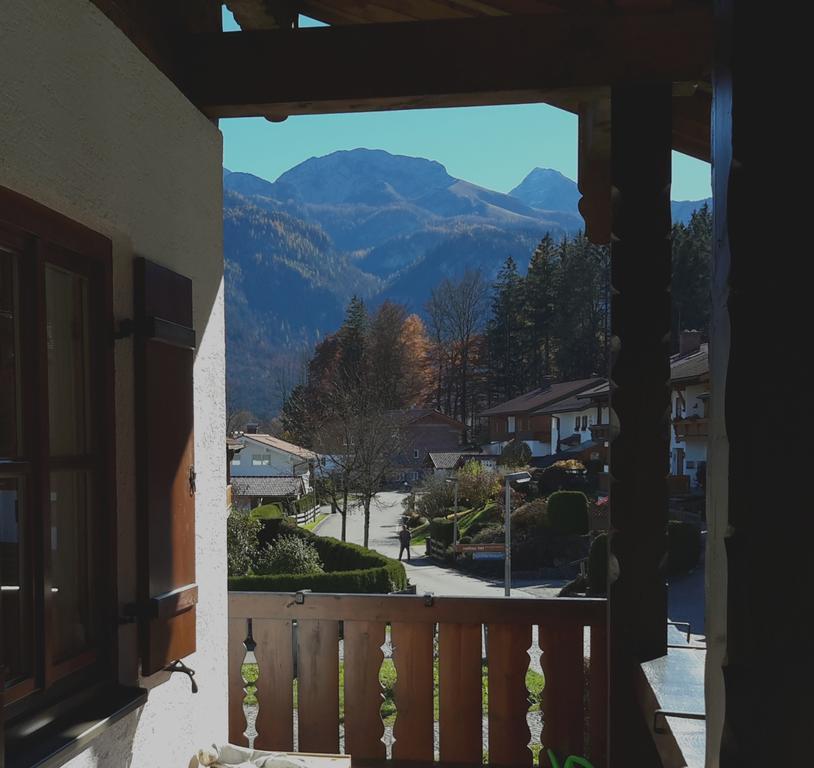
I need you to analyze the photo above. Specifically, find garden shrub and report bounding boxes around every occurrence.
[430,517,455,547]
[458,461,500,507]
[227,507,262,577]
[255,533,324,576]
[666,520,701,574]
[414,474,455,518]
[250,503,293,545]
[498,439,532,468]
[588,532,608,595]
[294,492,316,516]
[511,498,548,538]
[535,460,589,494]
[229,521,407,593]
[546,491,589,535]
[471,523,504,545]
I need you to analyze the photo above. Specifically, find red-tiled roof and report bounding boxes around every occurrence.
[480,378,605,417]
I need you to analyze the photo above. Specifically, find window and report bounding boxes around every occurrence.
[252,453,270,466]
[582,415,588,431]
[507,416,516,433]
[574,416,580,432]
[413,448,420,460]
[1,190,115,719]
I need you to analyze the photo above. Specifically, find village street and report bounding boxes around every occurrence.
[314,490,566,598]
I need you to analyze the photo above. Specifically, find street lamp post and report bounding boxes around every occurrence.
[445,476,460,551]
[503,470,531,596]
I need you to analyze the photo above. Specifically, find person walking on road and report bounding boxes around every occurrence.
[398,525,412,561]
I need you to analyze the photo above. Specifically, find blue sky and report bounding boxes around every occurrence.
[220,10,711,201]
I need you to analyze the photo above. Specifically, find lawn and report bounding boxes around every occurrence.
[302,512,329,532]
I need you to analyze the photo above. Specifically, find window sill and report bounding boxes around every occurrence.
[5,685,147,768]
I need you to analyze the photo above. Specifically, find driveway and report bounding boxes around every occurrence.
[315,490,564,598]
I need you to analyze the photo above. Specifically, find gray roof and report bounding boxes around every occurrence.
[426,451,488,469]
[670,344,709,383]
[231,475,304,498]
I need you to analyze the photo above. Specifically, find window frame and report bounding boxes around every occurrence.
[1,185,117,721]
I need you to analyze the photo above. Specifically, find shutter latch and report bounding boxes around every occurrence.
[189,464,196,495]
[165,659,198,693]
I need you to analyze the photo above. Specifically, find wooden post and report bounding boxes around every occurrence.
[578,94,611,245]
[709,1,808,763]
[608,82,672,767]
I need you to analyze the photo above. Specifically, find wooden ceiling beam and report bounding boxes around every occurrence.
[182,8,712,119]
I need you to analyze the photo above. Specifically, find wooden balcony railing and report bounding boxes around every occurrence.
[672,417,709,440]
[228,592,607,767]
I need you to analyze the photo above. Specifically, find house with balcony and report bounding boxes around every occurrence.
[669,333,710,491]
[480,378,605,458]
[0,1,799,767]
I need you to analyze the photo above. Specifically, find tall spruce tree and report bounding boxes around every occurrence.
[487,256,526,402]
[523,235,559,385]
[671,204,711,349]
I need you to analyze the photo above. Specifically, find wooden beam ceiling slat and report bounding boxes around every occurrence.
[182,9,712,121]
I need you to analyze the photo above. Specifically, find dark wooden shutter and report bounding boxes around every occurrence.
[133,258,197,676]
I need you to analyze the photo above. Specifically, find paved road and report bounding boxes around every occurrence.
[315,490,565,598]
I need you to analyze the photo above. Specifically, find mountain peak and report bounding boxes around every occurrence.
[509,168,580,214]
[276,148,455,205]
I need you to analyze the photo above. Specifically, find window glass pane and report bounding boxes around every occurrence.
[49,470,95,663]
[46,265,91,456]
[1,476,32,686]
[1,249,22,457]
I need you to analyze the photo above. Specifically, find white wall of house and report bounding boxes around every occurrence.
[231,436,312,490]
[1,0,227,764]
[550,406,606,454]
[670,383,709,486]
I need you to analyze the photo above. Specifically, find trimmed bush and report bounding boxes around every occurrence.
[458,461,501,507]
[535,460,589,494]
[546,491,589,535]
[255,533,323,575]
[229,522,407,594]
[588,533,608,595]
[250,502,284,520]
[430,517,455,547]
[498,439,532,468]
[667,520,701,574]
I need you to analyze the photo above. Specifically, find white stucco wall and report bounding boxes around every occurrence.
[1,0,227,764]
[231,437,311,487]
[550,405,605,454]
[670,383,709,485]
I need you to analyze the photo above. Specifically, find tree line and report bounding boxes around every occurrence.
[278,207,711,441]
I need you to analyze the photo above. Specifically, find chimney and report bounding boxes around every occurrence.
[245,423,259,434]
[540,375,554,390]
[679,330,702,356]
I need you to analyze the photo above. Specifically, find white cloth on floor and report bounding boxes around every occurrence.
[195,744,318,768]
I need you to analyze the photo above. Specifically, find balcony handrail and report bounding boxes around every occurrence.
[229,591,607,625]
[228,592,608,767]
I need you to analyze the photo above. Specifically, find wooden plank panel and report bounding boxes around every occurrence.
[297,619,340,753]
[588,620,608,767]
[229,592,606,627]
[539,622,585,761]
[391,622,434,761]
[254,619,295,751]
[487,623,532,767]
[343,620,386,760]
[228,617,249,747]
[438,622,483,764]
[184,8,712,118]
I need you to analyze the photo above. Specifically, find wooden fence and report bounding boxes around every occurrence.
[228,592,607,767]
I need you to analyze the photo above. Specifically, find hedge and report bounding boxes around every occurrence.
[588,532,608,595]
[546,491,589,535]
[229,524,407,594]
[430,517,455,547]
[250,502,284,520]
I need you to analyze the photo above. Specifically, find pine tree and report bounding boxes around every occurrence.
[523,235,560,385]
[671,204,711,349]
[486,256,525,402]
[337,295,368,383]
